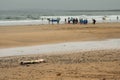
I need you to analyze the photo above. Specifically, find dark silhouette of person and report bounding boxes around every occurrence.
[75,18,78,24]
[65,18,67,24]
[92,19,96,24]
[73,18,75,24]
[68,17,70,24]
[84,19,88,24]
[52,18,54,24]
[57,18,60,24]
[117,16,119,20]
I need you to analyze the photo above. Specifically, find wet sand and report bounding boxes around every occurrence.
[0,39,120,57]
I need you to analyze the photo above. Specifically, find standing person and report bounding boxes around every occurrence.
[65,18,67,24]
[86,19,88,24]
[47,18,50,24]
[117,16,119,20]
[84,19,88,24]
[52,18,54,24]
[57,17,60,24]
[41,18,44,24]
[92,19,96,24]
[57,19,59,24]
[75,18,78,24]
[68,17,70,24]
[79,18,83,24]
[73,18,75,24]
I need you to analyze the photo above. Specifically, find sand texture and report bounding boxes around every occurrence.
[0,23,120,48]
[0,23,120,80]
[0,50,120,80]
[0,39,120,57]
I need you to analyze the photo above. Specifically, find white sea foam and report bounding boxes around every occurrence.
[0,39,120,57]
[0,15,120,26]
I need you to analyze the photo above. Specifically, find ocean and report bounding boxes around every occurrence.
[0,9,120,25]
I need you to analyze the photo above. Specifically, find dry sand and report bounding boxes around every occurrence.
[0,23,120,80]
[0,50,120,80]
[0,23,120,48]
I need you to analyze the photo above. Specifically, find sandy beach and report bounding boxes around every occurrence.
[0,23,120,48]
[0,23,120,80]
[0,50,120,80]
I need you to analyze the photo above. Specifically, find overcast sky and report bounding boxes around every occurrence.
[0,0,120,10]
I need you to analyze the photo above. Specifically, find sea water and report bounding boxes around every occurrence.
[0,9,120,26]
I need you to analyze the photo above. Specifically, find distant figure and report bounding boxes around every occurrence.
[75,18,78,24]
[68,17,70,24]
[47,18,50,24]
[79,18,83,24]
[52,18,54,24]
[102,17,106,20]
[57,20,59,24]
[86,19,88,24]
[41,18,44,24]
[84,19,88,24]
[72,18,75,24]
[65,18,67,24]
[57,18,60,24]
[117,16,119,20]
[92,19,96,24]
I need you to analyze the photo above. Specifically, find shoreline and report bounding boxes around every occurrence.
[0,39,120,57]
[0,15,120,26]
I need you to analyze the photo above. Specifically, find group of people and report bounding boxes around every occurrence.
[65,17,96,24]
[47,18,61,24]
[67,18,79,24]
[47,17,96,24]
[79,19,88,24]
